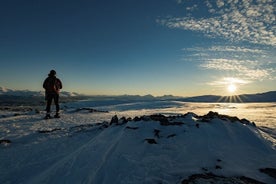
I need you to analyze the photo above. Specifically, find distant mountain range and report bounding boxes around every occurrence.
[177,91,276,102]
[0,87,80,97]
[0,87,275,103]
[0,87,85,106]
[90,91,276,102]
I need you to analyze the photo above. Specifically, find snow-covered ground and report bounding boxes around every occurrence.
[0,100,276,183]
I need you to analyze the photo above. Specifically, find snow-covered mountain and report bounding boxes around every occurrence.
[0,87,85,106]
[0,109,275,184]
[0,86,80,97]
[0,86,37,96]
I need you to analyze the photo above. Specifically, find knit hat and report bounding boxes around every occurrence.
[49,70,56,76]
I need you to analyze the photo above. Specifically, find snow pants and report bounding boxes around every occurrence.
[46,93,60,113]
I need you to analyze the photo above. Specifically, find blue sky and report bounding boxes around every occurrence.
[0,0,275,96]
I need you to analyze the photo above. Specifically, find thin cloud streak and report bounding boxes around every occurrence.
[207,46,265,54]
[200,58,271,80]
[208,77,251,86]
[181,44,275,81]
[183,46,266,54]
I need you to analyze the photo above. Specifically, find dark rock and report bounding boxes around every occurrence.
[241,118,250,124]
[181,173,264,184]
[154,129,160,138]
[0,139,11,144]
[196,123,199,128]
[202,167,208,172]
[163,121,184,126]
[149,114,169,124]
[182,112,199,118]
[215,165,222,169]
[228,116,240,122]
[110,115,119,125]
[199,111,219,122]
[69,124,94,132]
[207,111,219,118]
[199,111,255,126]
[181,173,219,184]
[126,126,139,130]
[144,138,157,144]
[119,117,128,124]
[101,121,109,129]
[141,115,151,121]
[38,128,62,133]
[167,134,176,138]
[133,116,141,122]
[90,109,108,113]
[238,176,265,184]
[131,114,184,126]
[75,108,108,113]
[126,117,132,121]
[259,168,276,179]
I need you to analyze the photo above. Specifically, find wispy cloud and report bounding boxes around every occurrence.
[183,46,266,54]
[159,0,276,46]
[200,58,271,80]
[158,1,276,88]
[182,45,276,82]
[208,77,251,86]
[207,46,265,54]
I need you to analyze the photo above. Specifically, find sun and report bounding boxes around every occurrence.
[227,84,237,93]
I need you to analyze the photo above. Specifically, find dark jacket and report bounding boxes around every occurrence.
[43,75,62,95]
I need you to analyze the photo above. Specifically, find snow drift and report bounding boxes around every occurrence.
[1,111,276,184]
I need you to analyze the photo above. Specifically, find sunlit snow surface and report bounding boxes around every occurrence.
[0,101,276,183]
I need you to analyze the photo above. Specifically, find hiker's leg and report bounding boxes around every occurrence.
[54,94,60,114]
[46,94,53,113]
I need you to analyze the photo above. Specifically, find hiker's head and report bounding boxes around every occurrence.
[49,70,56,76]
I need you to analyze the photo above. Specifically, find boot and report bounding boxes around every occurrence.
[54,112,60,118]
[44,113,51,119]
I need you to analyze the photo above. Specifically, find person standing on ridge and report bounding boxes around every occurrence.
[43,70,63,119]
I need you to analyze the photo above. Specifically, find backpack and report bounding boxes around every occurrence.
[44,77,61,93]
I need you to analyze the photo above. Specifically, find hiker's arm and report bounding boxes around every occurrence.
[59,79,63,89]
[43,79,47,89]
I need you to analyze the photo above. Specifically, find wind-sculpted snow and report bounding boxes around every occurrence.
[0,110,276,184]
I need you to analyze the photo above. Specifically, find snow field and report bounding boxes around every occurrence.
[0,102,276,183]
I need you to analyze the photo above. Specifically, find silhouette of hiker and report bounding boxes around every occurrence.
[43,70,63,119]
